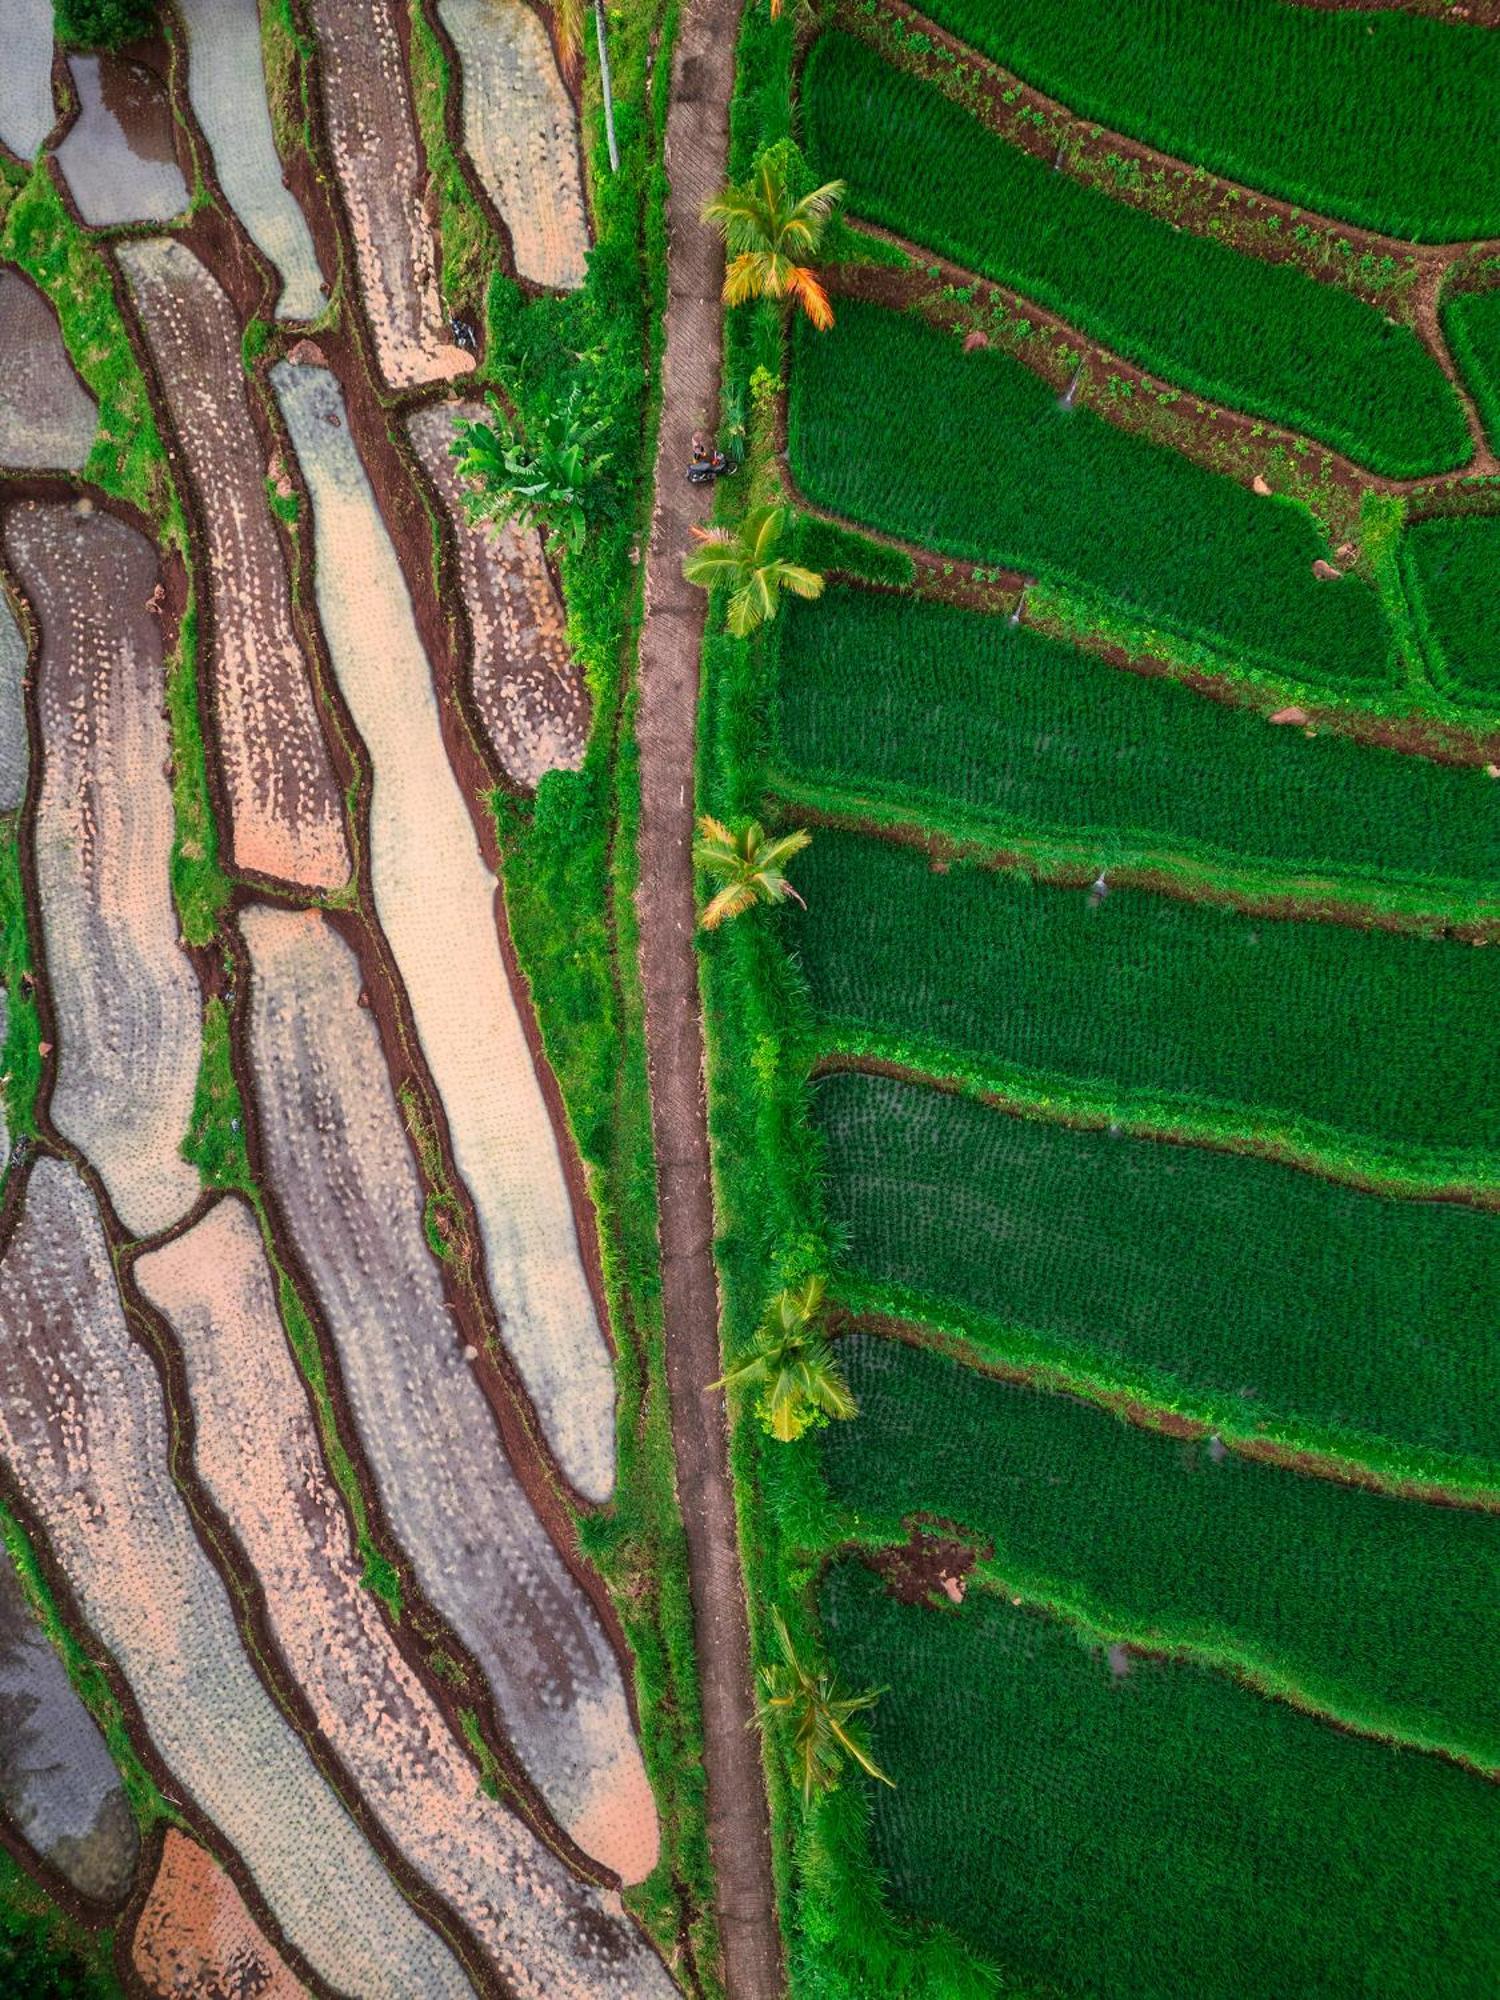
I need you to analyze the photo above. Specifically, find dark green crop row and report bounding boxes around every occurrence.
[821,1328,1500,1764]
[815,1069,1500,1483]
[898,0,1500,242]
[785,828,1500,1171]
[1446,289,1500,457]
[819,1560,1500,1999]
[773,586,1499,909]
[788,300,1396,693]
[1402,512,1500,706]
[804,35,1467,477]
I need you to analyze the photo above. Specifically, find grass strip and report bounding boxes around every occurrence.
[816,1328,1500,1768]
[772,585,1500,917]
[784,826,1500,1172]
[819,1557,1500,1998]
[788,298,1396,693]
[900,0,1500,242]
[805,33,1467,477]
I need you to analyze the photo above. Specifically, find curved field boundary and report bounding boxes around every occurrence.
[130,1829,307,2000]
[4,501,202,1240]
[405,400,589,790]
[805,32,1470,480]
[300,0,476,387]
[117,238,350,894]
[0,273,98,474]
[172,0,326,322]
[52,55,190,231]
[0,0,54,163]
[430,0,590,291]
[816,1330,1500,1774]
[0,1158,471,1999]
[271,358,617,1506]
[0,1542,137,1907]
[238,903,659,1888]
[137,1196,675,1995]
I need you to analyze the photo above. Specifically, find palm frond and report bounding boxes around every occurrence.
[772,560,825,601]
[784,264,836,330]
[700,880,760,930]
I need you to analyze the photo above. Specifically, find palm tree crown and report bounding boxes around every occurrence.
[709,1275,855,1438]
[682,503,824,636]
[703,150,846,329]
[756,1609,894,1809]
[692,816,812,932]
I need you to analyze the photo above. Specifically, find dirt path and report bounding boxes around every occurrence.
[632,0,785,1994]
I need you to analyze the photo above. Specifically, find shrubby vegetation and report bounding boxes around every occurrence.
[805,34,1467,477]
[52,0,155,51]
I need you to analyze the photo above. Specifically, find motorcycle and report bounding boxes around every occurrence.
[686,447,738,486]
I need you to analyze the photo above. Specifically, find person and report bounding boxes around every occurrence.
[689,430,713,469]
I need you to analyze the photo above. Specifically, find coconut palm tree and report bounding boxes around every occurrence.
[756,1609,894,1809]
[692,817,812,931]
[709,1276,855,1438]
[703,149,846,329]
[682,503,823,636]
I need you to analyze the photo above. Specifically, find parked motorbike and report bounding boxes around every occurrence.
[686,448,738,486]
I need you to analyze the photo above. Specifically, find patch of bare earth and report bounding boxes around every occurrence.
[302,0,475,385]
[407,400,588,788]
[117,239,349,892]
[0,584,26,811]
[0,1550,137,1905]
[173,0,326,321]
[132,1830,306,2000]
[0,1159,471,2000]
[140,1195,673,1994]
[433,0,590,290]
[0,273,97,471]
[271,360,618,1506]
[54,55,188,227]
[0,0,54,161]
[240,905,659,1887]
[4,502,201,1239]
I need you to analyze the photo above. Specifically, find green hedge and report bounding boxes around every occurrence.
[1402,513,1500,704]
[899,0,1500,242]
[815,1069,1500,1480]
[786,829,1500,1166]
[819,1559,1500,1998]
[773,586,1499,903]
[788,300,1395,691]
[1446,288,1500,455]
[805,35,1467,477]
[821,1328,1500,1761]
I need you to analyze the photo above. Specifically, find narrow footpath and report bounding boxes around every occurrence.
[632,0,786,1994]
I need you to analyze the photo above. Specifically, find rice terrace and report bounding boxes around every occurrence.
[0,0,1495,1992]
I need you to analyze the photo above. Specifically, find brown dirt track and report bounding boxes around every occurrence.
[632,0,784,1993]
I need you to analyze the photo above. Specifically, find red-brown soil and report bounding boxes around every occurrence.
[131,1830,307,2000]
[631,0,785,1991]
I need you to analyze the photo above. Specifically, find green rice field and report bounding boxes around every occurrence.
[804,33,1468,476]
[1446,289,1500,456]
[787,829,1500,1168]
[907,0,1500,240]
[1403,513,1500,704]
[773,586,1499,903]
[818,1560,1500,2000]
[789,300,1397,691]
[814,1069,1500,1478]
[821,1330,1500,1764]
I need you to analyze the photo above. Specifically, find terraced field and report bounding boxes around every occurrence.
[697,3,1500,1994]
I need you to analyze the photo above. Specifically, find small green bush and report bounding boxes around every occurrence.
[52,0,156,51]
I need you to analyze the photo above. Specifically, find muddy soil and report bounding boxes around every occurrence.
[131,1829,307,2000]
[0,0,55,162]
[0,274,98,472]
[53,55,189,227]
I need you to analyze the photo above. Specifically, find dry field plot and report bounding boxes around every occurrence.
[303,0,475,387]
[174,0,326,321]
[118,238,349,892]
[272,360,618,1506]
[131,1830,306,2000]
[141,1195,673,1995]
[0,273,97,472]
[434,0,590,291]
[53,57,189,229]
[0,1159,471,1999]
[407,400,588,788]
[0,0,54,162]
[0,1551,136,1906]
[4,503,200,1240]
[240,905,659,1887]
[0,586,26,813]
